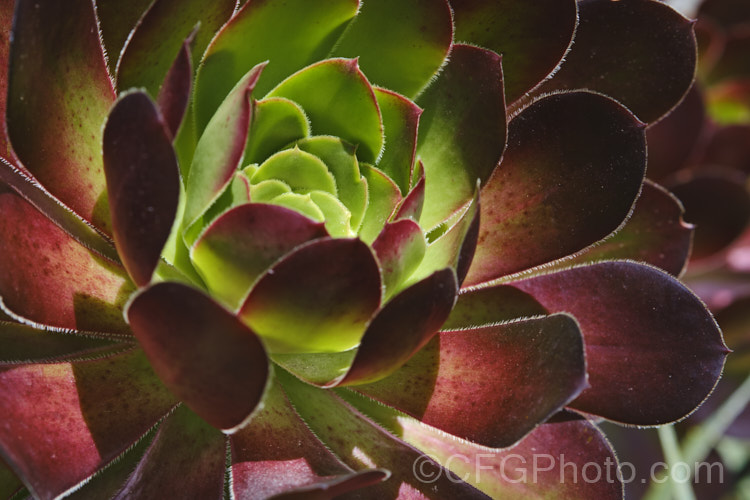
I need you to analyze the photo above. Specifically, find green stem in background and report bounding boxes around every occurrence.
[657,424,697,500]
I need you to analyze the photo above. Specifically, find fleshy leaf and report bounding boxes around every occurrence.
[271,469,389,499]
[239,238,381,354]
[0,350,177,499]
[374,88,422,194]
[94,0,153,76]
[416,44,506,230]
[393,167,425,222]
[194,0,359,132]
[0,321,132,365]
[531,0,697,124]
[278,370,488,498]
[700,124,750,174]
[0,193,134,334]
[230,377,373,498]
[244,97,310,165]
[191,203,328,309]
[358,164,403,243]
[127,282,270,431]
[355,314,586,448]
[103,92,180,287]
[252,148,337,196]
[562,180,693,277]
[372,219,427,299]
[0,457,23,499]
[512,261,729,425]
[670,169,750,260]
[336,269,457,386]
[113,405,226,499]
[645,84,707,181]
[357,404,623,500]
[295,136,368,231]
[465,91,646,286]
[268,58,383,163]
[331,0,453,98]
[157,28,196,139]
[116,0,234,97]
[184,63,265,230]
[7,0,116,231]
[452,0,577,104]
[408,191,479,286]
[0,1,14,160]
[443,285,547,330]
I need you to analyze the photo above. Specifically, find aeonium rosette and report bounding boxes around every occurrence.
[0,0,730,498]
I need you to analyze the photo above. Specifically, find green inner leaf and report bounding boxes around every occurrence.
[244,97,311,165]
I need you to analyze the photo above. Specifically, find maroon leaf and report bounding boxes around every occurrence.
[157,28,196,139]
[699,0,750,29]
[336,269,457,386]
[512,261,729,425]
[705,30,750,85]
[94,0,154,76]
[699,124,750,174]
[103,92,180,287]
[271,469,389,499]
[670,169,750,260]
[451,0,577,104]
[191,203,328,308]
[0,349,178,499]
[416,44,506,230]
[239,238,382,354]
[127,282,270,431]
[356,314,586,448]
[230,377,375,498]
[465,92,646,286]
[0,193,134,334]
[531,0,697,124]
[7,0,116,232]
[563,180,694,277]
[0,1,14,160]
[113,405,226,500]
[646,84,708,181]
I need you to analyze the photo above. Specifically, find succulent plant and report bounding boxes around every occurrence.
[0,0,729,498]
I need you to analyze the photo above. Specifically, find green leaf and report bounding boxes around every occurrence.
[244,97,310,165]
[193,0,360,132]
[357,164,402,244]
[268,58,384,163]
[331,0,453,98]
[374,88,421,194]
[251,148,337,196]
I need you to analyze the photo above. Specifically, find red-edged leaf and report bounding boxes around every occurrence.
[512,261,729,425]
[393,167,425,222]
[157,29,196,139]
[374,88,422,194]
[7,0,116,231]
[530,0,697,124]
[355,314,586,449]
[127,282,270,431]
[0,193,134,333]
[443,285,547,330]
[0,349,177,499]
[646,84,707,181]
[381,408,623,500]
[465,92,646,287]
[239,238,382,354]
[230,377,378,498]
[191,203,328,309]
[416,44,506,230]
[563,180,694,277]
[116,0,234,97]
[452,0,577,104]
[670,169,750,260]
[336,269,457,386]
[113,405,226,499]
[194,0,360,132]
[271,469,389,500]
[372,219,427,298]
[184,63,266,228]
[331,0,453,98]
[358,164,403,243]
[103,92,180,287]
[278,370,489,499]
